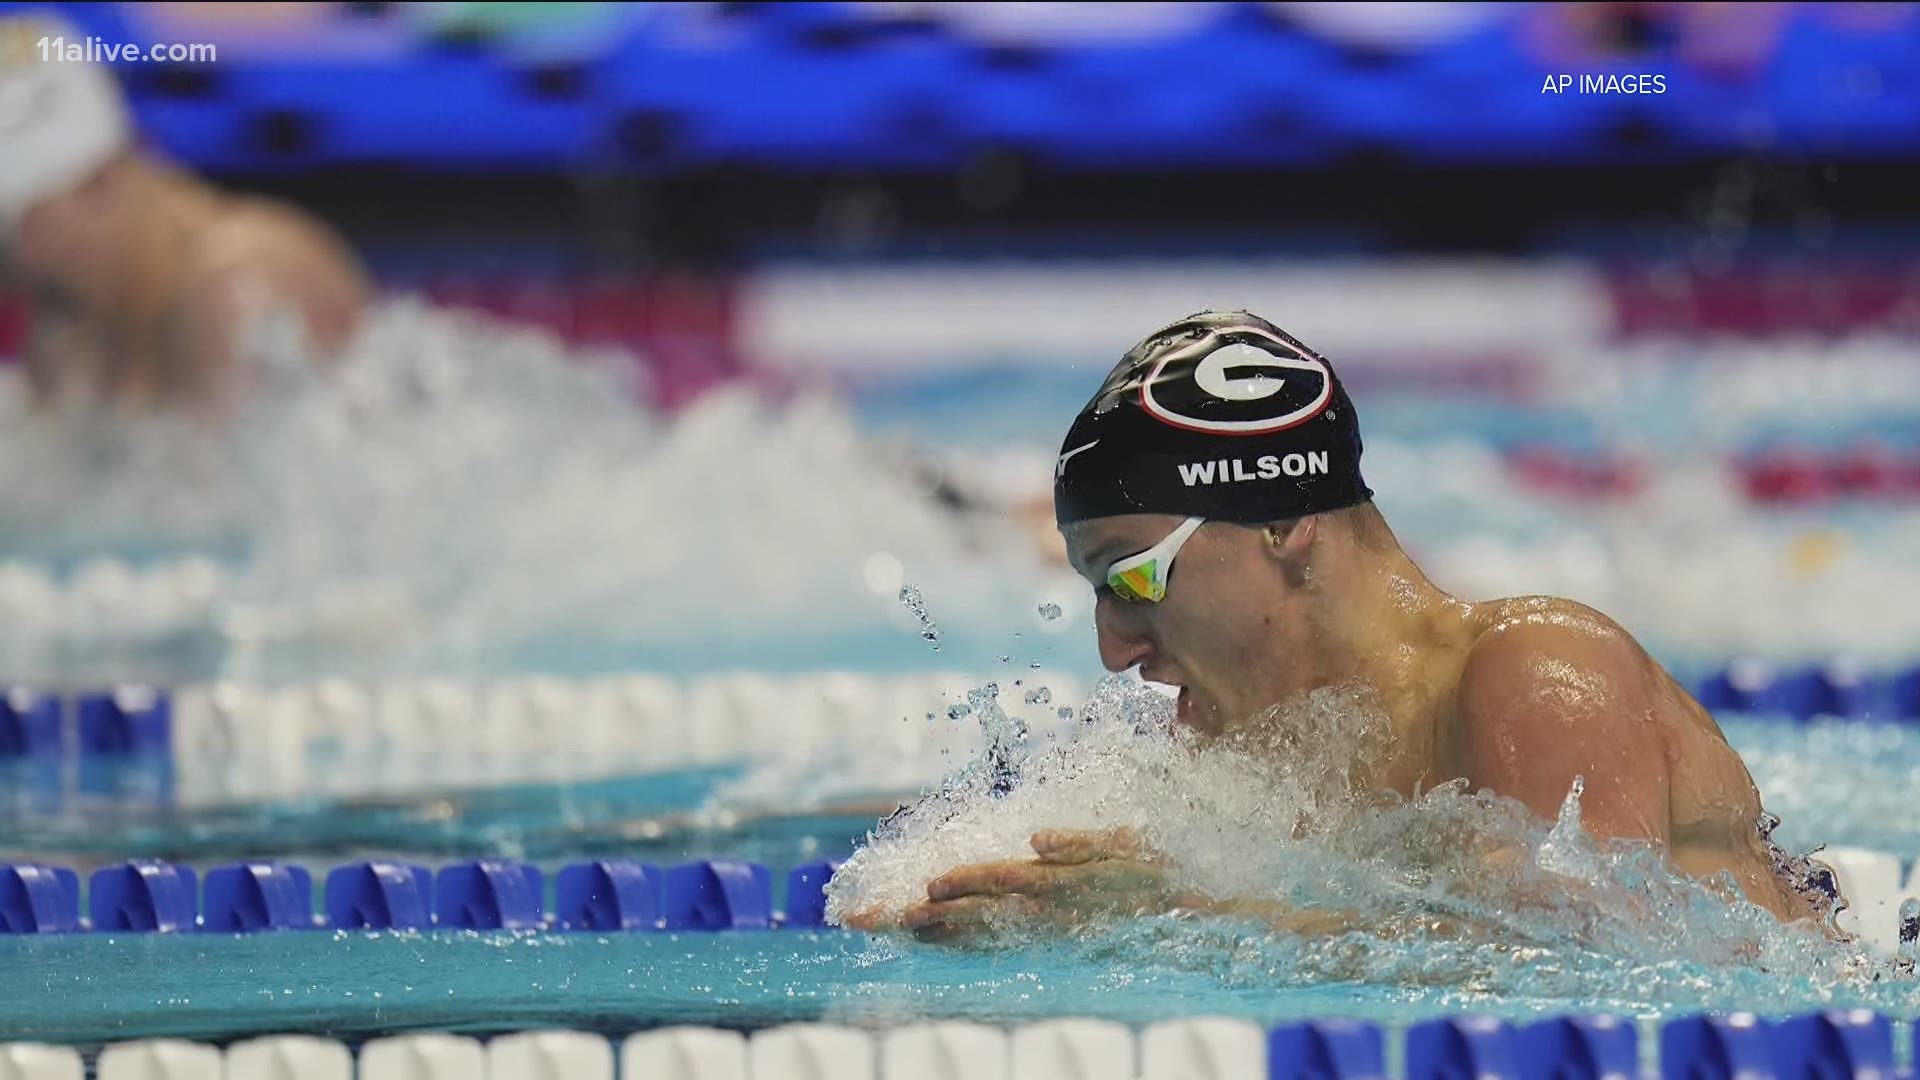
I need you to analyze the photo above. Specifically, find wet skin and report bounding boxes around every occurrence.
[848,510,1833,941]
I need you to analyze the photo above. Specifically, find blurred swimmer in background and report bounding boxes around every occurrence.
[0,12,369,417]
[0,10,1061,562]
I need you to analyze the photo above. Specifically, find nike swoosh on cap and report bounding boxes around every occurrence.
[1056,440,1099,477]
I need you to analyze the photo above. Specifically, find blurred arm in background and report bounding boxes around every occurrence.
[1,12,369,417]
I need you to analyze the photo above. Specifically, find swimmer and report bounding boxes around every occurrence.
[852,310,1838,940]
[0,13,369,415]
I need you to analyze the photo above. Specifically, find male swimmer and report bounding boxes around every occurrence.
[0,14,368,415]
[852,310,1838,940]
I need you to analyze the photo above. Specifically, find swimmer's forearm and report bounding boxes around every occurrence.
[1199,897,1475,940]
[1195,897,1361,936]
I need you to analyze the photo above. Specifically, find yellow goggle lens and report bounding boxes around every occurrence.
[1107,561,1163,604]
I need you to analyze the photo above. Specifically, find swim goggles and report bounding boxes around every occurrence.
[1105,517,1205,604]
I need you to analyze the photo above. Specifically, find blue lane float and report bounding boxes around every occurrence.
[554,860,662,932]
[0,692,62,757]
[436,861,544,930]
[325,861,433,931]
[660,860,774,931]
[1661,1013,1776,1080]
[74,689,172,755]
[203,863,316,932]
[1516,1014,1637,1080]
[1754,665,1895,720]
[1267,1019,1386,1080]
[88,861,198,934]
[1405,1016,1521,1080]
[782,860,840,929]
[1894,667,1920,720]
[1694,662,1920,722]
[3,857,796,933]
[1770,1010,1895,1079]
[0,865,81,934]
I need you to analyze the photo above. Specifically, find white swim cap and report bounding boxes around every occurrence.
[0,12,132,233]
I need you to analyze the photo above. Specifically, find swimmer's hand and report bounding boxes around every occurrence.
[893,828,1211,941]
[837,827,1365,941]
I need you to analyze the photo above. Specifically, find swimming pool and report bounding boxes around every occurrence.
[6,309,1920,1078]
[5,671,1920,1057]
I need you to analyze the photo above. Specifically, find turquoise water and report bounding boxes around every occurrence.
[0,769,751,864]
[6,324,1920,1050]
[4,715,1920,1049]
[3,907,1916,1051]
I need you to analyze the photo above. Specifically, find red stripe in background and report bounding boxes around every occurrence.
[1606,263,1920,338]
[0,276,746,410]
[416,273,744,410]
[0,297,28,361]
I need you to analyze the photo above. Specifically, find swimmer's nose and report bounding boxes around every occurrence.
[1094,597,1155,673]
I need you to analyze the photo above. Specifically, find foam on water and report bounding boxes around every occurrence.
[826,677,1908,1005]
[0,299,1069,679]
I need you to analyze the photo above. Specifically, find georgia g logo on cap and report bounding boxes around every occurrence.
[1139,324,1334,435]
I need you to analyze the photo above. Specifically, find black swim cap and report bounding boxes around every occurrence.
[1053,311,1373,525]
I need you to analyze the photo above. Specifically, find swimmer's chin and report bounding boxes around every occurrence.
[1175,689,1226,737]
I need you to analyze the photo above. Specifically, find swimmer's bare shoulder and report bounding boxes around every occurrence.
[1446,595,1821,923]
[1443,595,1676,844]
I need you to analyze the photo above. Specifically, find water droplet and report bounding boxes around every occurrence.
[998,654,1011,664]
[899,584,941,651]
[947,703,973,720]
[1038,602,1063,620]
[1024,686,1052,706]
[1056,706,1073,720]
[1029,661,1042,670]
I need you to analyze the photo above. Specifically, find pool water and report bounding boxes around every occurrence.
[4,711,1919,1051]
[3,879,1916,1052]
[6,306,1920,1056]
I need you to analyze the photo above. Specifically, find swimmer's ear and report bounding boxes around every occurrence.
[1262,516,1317,582]
[1261,516,1316,550]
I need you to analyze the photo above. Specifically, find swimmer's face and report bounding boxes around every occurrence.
[1064,514,1308,737]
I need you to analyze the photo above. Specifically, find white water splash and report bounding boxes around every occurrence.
[0,299,1061,678]
[826,677,1884,995]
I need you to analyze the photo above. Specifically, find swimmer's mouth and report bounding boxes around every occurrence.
[1139,669,1195,727]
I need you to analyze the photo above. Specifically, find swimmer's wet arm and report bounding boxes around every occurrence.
[1451,615,1673,848]
[1191,898,1367,936]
